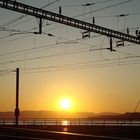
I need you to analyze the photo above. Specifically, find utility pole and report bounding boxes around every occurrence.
[15,68,20,126]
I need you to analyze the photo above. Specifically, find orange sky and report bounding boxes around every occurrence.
[0,0,140,113]
[0,65,140,113]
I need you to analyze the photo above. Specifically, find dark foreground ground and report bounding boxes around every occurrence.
[0,125,140,140]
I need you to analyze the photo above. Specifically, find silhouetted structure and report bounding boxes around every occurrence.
[15,68,20,126]
[0,0,139,45]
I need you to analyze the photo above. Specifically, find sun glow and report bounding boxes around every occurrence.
[60,98,72,111]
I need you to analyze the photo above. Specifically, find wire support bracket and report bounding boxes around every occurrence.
[0,0,140,44]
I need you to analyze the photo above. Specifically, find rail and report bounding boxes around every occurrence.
[0,118,140,126]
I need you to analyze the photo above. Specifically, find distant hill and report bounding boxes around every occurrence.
[0,111,14,119]
[0,111,140,120]
[0,111,95,119]
[88,112,140,120]
[96,112,120,116]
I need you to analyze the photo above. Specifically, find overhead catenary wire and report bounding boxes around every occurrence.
[0,0,60,42]
[1,53,140,77]
[1,57,140,77]
[0,32,139,62]
[0,69,13,76]
[0,0,113,29]
[62,0,115,7]
[94,11,140,18]
[2,0,138,51]
[0,0,59,43]
[0,0,135,42]
[74,0,135,18]
[0,50,139,75]
[0,0,59,28]
[16,58,140,74]
[0,30,137,61]
[0,0,139,69]
[0,43,139,65]
[1,20,140,45]
[0,32,97,58]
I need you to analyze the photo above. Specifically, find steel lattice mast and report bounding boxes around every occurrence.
[0,0,140,46]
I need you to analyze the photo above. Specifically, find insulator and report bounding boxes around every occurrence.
[93,17,95,24]
[135,30,138,36]
[116,40,124,47]
[47,33,54,36]
[116,14,128,17]
[59,6,61,14]
[85,3,91,6]
[82,30,90,39]
[119,14,127,17]
[127,28,129,34]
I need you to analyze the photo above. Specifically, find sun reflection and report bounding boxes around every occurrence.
[62,120,68,126]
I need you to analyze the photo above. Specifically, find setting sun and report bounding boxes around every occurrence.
[60,99,72,111]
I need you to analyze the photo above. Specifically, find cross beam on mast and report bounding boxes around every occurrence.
[0,0,140,45]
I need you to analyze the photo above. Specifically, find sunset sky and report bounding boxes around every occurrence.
[0,0,140,113]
